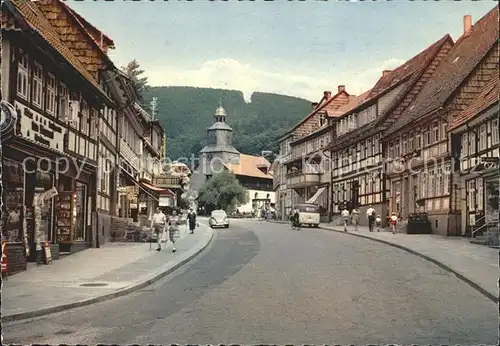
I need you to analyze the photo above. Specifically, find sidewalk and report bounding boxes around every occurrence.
[2,222,214,322]
[266,219,499,302]
[321,224,499,302]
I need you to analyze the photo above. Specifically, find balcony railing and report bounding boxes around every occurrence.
[153,176,184,189]
[286,171,321,188]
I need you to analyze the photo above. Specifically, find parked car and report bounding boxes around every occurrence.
[209,210,229,228]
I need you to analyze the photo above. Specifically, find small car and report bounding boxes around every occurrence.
[209,210,229,228]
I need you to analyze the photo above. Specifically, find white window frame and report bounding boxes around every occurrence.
[477,177,484,211]
[443,164,450,195]
[59,83,69,119]
[468,131,476,155]
[479,124,487,151]
[436,167,443,196]
[80,101,89,135]
[46,73,56,115]
[32,62,44,108]
[428,169,435,198]
[461,133,468,157]
[17,53,29,99]
[492,118,499,145]
[467,180,476,211]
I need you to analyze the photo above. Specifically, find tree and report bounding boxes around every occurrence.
[197,171,249,212]
[123,59,149,105]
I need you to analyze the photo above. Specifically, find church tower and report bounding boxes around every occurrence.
[198,102,240,176]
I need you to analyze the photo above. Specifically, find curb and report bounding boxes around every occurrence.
[319,226,498,304]
[3,227,216,323]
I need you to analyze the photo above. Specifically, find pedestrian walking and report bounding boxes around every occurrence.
[168,210,182,252]
[187,208,197,234]
[390,212,398,234]
[375,214,382,232]
[341,207,350,232]
[351,207,360,231]
[151,207,167,251]
[366,205,376,232]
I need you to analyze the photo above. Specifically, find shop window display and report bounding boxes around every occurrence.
[3,159,24,243]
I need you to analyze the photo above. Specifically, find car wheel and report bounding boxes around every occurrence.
[225,225,229,228]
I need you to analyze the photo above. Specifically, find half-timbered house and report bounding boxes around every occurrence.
[382,9,499,235]
[448,76,499,243]
[326,35,453,226]
[277,87,354,221]
[1,0,117,271]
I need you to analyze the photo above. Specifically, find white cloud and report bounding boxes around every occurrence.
[144,57,406,102]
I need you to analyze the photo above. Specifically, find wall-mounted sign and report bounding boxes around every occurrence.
[15,101,65,153]
[0,100,17,135]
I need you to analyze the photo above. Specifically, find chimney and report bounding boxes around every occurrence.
[337,85,346,93]
[382,70,392,77]
[311,102,319,110]
[463,15,472,36]
[324,91,332,99]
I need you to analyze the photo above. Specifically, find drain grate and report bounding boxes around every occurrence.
[79,282,109,287]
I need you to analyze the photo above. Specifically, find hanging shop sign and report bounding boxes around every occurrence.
[0,100,17,137]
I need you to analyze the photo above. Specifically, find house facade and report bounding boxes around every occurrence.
[1,0,118,273]
[382,10,499,236]
[277,87,354,221]
[327,35,453,226]
[448,77,499,242]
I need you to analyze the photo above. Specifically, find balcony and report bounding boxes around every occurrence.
[286,171,321,189]
[152,176,184,190]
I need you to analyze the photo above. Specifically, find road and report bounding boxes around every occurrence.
[3,220,497,344]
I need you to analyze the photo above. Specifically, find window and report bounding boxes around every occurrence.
[428,169,435,198]
[467,180,476,211]
[32,62,44,107]
[402,135,408,154]
[420,173,427,198]
[479,124,487,151]
[432,122,439,143]
[409,133,414,151]
[468,131,476,155]
[477,178,484,211]
[59,83,69,119]
[17,52,29,99]
[80,101,89,135]
[443,164,450,195]
[319,113,326,126]
[461,133,468,157]
[436,168,443,196]
[367,138,372,156]
[441,122,447,140]
[492,119,499,145]
[46,74,56,115]
[423,127,430,147]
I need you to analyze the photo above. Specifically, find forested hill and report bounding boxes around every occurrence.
[143,87,312,160]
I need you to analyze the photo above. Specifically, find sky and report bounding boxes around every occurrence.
[68,0,495,102]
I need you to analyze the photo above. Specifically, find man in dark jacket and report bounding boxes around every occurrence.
[187,208,197,234]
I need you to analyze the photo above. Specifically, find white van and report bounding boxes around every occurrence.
[296,204,321,228]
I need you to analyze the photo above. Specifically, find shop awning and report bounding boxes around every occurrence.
[140,181,176,198]
[120,167,159,202]
[306,186,326,204]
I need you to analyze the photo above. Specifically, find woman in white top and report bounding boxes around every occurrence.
[390,212,398,234]
[351,208,360,231]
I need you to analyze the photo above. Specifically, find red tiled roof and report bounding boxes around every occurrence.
[326,34,453,151]
[449,76,499,131]
[328,88,373,117]
[224,154,273,180]
[7,0,107,99]
[287,89,350,134]
[386,6,499,136]
[62,2,115,49]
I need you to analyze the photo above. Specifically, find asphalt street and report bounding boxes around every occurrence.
[3,220,498,344]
